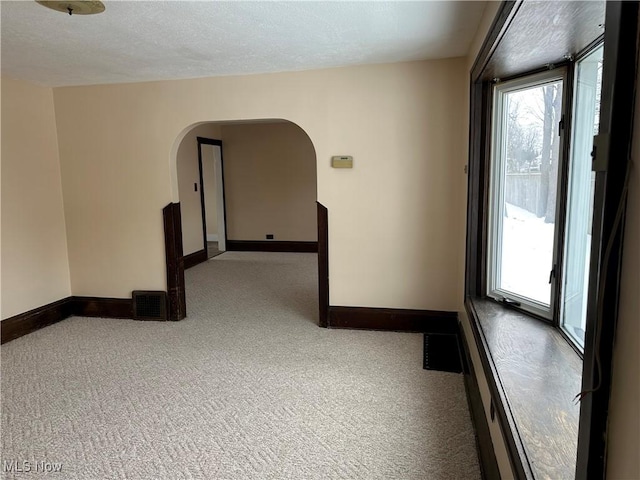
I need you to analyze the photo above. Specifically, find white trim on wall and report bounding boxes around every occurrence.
[207,234,219,242]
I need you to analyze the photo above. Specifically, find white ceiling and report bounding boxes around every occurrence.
[0,1,486,87]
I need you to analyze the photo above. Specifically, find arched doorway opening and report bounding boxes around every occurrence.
[165,119,325,325]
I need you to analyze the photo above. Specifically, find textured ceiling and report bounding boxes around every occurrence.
[0,1,486,87]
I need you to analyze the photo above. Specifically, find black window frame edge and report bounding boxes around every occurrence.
[464,1,639,479]
[576,2,639,478]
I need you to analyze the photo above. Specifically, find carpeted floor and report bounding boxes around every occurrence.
[1,252,480,479]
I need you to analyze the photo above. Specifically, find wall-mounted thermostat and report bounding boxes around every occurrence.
[331,156,353,168]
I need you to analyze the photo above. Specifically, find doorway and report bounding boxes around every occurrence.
[169,119,325,326]
[197,137,226,258]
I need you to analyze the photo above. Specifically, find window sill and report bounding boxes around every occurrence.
[465,297,582,480]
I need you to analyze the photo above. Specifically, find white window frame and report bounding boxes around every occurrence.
[487,69,568,320]
[559,43,604,351]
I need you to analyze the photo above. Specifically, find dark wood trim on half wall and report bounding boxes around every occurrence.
[317,202,329,328]
[163,200,327,327]
[327,306,458,333]
[183,249,208,269]
[1,296,135,344]
[163,202,186,321]
[226,240,318,253]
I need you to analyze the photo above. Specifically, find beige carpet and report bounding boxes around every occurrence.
[1,252,480,479]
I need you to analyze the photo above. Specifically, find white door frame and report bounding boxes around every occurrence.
[212,144,226,251]
[197,137,226,252]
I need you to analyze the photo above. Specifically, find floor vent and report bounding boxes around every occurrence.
[423,333,463,373]
[133,291,168,321]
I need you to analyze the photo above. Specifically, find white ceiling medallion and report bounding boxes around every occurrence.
[36,1,105,16]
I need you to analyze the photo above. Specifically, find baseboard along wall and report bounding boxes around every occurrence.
[327,306,458,333]
[184,249,208,269]
[1,296,135,344]
[226,240,318,253]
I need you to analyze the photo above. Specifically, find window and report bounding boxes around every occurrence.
[488,71,566,319]
[560,45,604,349]
[465,2,638,478]
[486,43,604,350]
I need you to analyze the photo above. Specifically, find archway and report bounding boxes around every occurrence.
[166,119,326,325]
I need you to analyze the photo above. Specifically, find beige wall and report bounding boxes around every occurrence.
[606,69,640,479]
[1,76,3,315]
[176,123,221,256]
[221,122,317,241]
[1,77,71,319]
[52,59,468,309]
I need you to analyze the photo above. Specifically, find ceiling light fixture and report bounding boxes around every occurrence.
[36,1,105,16]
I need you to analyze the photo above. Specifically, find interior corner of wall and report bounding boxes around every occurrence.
[50,87,73,297]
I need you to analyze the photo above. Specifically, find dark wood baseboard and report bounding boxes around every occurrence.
[0,297,75,344]
[328,306,458,333]
[1,295,135,344]
[459,320,500,480]
[183,249,207,269]
[71,296,133,319]
[226,240,318,253]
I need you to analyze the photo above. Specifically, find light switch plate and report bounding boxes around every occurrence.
[331,156,353,168]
